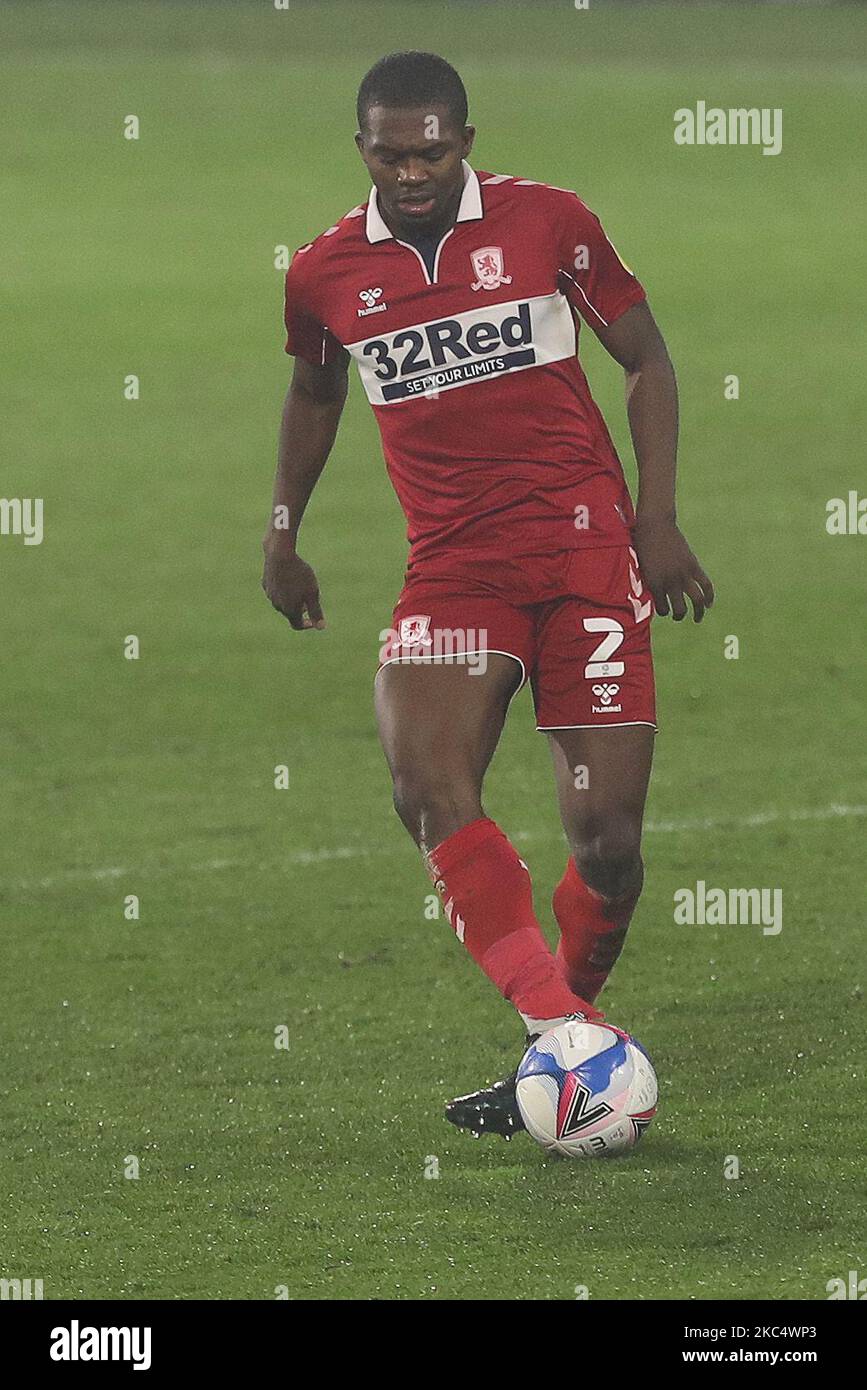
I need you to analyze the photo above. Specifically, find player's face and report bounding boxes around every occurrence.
[356,104,475,238]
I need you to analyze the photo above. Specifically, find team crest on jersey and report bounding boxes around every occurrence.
[470,246,512,292]
[398,615,433,647]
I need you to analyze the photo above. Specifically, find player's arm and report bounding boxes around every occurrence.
[262,350,349,629]
[591,300,714,623]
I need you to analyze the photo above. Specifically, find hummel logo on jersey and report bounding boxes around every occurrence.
[358,287,387,318]
[591,683,620,706]
[591,682,622,715]
[470,246,512,292]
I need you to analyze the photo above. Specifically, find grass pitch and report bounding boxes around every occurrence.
[1,1,865,1300]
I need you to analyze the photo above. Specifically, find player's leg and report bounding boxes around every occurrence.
[532,545,657,1003]
[375,653,603,1034]
[374,653,512,853]
[548,725,654,1001]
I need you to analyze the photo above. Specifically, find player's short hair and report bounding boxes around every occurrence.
[357,52,468,132]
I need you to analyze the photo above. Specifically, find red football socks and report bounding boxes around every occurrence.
[426,818,602,1028]
[552,857,638,1003]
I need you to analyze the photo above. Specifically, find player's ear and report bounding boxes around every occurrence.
[462,125,476,158]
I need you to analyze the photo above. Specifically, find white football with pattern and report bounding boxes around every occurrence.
[516,1019,658,1158]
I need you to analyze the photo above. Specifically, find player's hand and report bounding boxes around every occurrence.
[261,539,325,630]
[632,517,714,622]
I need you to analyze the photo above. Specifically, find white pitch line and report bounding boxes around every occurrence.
[643,803,867,834]
[6,804,865,893]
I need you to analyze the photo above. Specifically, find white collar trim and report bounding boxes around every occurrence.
[365,160,483,244]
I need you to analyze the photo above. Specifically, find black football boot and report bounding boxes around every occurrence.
[444,1011,601,1139]
[443,1032,540,1140]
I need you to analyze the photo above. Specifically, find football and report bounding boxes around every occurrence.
[515,1019,658,1158]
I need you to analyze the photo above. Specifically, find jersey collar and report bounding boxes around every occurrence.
[365,160,483,244]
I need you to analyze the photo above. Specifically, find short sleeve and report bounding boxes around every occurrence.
[557,196,646,329]
[283,247,343,364]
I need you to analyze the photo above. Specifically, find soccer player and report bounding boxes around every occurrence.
[263,52,713,1137]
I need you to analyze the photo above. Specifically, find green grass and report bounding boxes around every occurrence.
[0,0,865,1300]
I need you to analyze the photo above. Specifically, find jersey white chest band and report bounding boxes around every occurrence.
[346,291,576,406]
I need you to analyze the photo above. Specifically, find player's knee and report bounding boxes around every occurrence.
[391,775,423,837]
[391,770,481,846]
[572,821,643,903]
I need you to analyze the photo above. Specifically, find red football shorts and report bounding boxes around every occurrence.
[377,545,656,731]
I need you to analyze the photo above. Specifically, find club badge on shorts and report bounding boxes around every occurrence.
[398,615,433,648]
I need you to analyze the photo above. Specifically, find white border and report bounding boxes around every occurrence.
[557,267,609,326]
[536,720,658,731]
[375,648,527,694]
[393,227,455,287]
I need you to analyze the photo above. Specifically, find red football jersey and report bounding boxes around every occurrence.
[283,163,646,562]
